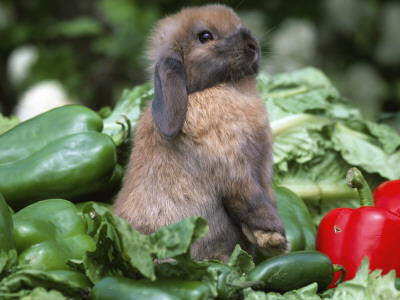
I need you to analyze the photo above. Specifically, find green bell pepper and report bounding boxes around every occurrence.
[47,269,92,289]
[0,105,123,210]
[0,193,15,252]
[274,185,316,251]
[0,105,103,165]
[12,199,96,270]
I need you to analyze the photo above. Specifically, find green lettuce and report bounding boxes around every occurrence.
[101,83,153,166]
[101,82,153,144]
[0,250,89,300]
[258,68,400,222]
[243,283,321,300]
[321,258,400,299]
[74,203,208,283]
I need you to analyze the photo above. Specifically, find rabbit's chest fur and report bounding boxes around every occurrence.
[181,81,271,183]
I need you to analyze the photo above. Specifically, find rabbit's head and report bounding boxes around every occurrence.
[148,5,261,138]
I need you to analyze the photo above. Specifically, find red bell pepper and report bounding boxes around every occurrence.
[316,168,400,288]
[373,179,400,216]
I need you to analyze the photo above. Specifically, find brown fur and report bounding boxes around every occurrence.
[113,4,289,262]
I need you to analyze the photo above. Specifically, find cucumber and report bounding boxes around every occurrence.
[247,250,345,292]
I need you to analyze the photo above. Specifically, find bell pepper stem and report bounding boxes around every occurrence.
[346,167,374,207]
[333,264,346,286]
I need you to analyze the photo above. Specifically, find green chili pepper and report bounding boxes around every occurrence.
[0,193,15,252]
[247,250,346,292]
[0,105,123,210]
[274,185,316,252]
[13,199,96,270]
[91,276,211,300]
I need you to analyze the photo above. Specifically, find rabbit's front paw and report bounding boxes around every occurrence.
[242,226,290,256]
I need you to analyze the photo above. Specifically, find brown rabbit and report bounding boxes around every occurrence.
[113,4,289,262]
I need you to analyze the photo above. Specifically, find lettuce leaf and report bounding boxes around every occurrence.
[101,82,153,145]
[258,67,400,222]
[74,203,208,283]
[0,250,89,300]
[321,258,400,299]
[150,216,208,259]
[101,83,153,166]
[242,282,321,300]
[19,287,66,300]
[228,244,256,275]
[331,122,400,179]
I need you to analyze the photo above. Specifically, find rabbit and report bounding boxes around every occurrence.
[112,4,289,262]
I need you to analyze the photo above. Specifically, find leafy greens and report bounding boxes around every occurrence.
[258,68,400,222]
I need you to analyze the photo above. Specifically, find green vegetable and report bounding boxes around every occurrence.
[153,245,256,300]
[101,82,153,167]
[0,193,15,252]
[247,250,345,293]
[76,201,111,235]
[101,82,153,142]
[0,113,19,135]
[90,276,203,300]
[0,105,102,165]
[70,203,208,283]
[0,105,123,210]
[46,269,92,289]
[139,278,212,300]
[0,267,91,299]
[12,199,96,270]
[2,69,399,299]
[243,282,321,300]
[274,185,316,251]
[257,68,400,223]
[320,258,400,299]
[205,262,244,300]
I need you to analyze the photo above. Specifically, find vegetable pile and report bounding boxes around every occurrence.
[258,68,400,224]
[1,68,400,299]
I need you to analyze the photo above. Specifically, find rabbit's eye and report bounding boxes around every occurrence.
[198,31,213,43]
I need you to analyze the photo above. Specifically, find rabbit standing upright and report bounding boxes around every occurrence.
[113,4,289,262]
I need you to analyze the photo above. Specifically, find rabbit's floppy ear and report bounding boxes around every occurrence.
[151,53,188,138]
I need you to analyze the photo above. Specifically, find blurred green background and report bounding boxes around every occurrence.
[1,0,399,129]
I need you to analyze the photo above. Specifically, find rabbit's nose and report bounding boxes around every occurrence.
[247,40,257,51]
[239,28,260,53]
